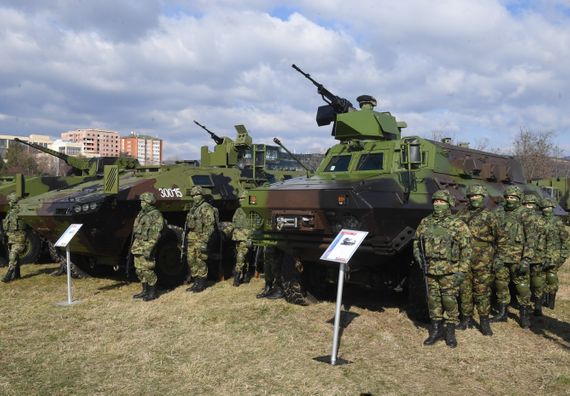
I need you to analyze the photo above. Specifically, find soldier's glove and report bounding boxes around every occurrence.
[492,259,504,272]
[453,272,465,287]
[518,259,530,274]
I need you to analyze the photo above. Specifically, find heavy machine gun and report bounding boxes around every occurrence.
[194,120,224,145]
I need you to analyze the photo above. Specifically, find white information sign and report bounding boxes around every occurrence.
[320,229,369,264]
[54,224,83,248]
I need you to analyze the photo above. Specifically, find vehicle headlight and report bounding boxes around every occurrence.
[73,205,81,213]
[82,204,89,212]
[89,202,97,210]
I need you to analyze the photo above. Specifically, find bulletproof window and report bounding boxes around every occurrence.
[191,175,214,187]
[357,153,384,171]
[324,155,352,172]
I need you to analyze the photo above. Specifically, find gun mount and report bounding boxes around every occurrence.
[194,120,224,145]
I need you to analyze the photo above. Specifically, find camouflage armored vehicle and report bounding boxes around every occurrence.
[241,64,548,310]
[0,139,139,264]
[531,177,570,213]
[17,124,305,285]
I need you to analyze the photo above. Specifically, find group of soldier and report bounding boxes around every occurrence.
[414,185,569,348]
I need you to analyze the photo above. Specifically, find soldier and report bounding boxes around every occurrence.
[522,194,547,316]
[185,186,219,293]
[413,189,471,348]
[456,184,503,336]
[225,191,253,287]
[2,193,27,283]
[256,246,285,299]
[491,186,535,329]
[130,192,164,301]
[539,198,569,310]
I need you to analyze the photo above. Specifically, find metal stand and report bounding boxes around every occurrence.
[331,262,346,365]
[56,245,80,306]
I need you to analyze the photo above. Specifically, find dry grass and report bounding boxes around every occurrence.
[1,257,569,396]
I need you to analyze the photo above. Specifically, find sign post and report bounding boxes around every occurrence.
[54,224,83,306]
[319,229,368,365]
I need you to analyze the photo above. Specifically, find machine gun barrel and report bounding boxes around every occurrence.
[291,64,354,114]
[14,138,91,173]
[194,120,224,145]
[273,138,313,177]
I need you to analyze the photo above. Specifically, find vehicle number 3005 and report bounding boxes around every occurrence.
[158,188,183,198]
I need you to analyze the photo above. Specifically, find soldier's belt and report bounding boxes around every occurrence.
[472,239,492,247]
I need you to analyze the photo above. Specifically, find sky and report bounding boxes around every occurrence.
[1,0,569,160]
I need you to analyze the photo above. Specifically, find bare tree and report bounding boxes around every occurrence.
[512,127,560,180]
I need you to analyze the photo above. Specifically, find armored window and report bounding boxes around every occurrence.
[357,153,384,171]
[324,155,351,172]
[191,175,214,187]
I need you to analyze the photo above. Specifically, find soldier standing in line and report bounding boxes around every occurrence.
[521,194,547,316]
[539,198,569,310]
[2,193,27,283]
[456,184,503,336]
[130,192,164,301]
[413,189,472,348]
[491,186,535,329]
[185,186,218,293]
[226,191,253,287]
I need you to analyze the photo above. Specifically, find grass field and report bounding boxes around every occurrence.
[1,258,569,396]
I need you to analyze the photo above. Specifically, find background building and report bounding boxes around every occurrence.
[0,134,53,158]
[121,132,163,165]
[61,128,120,157]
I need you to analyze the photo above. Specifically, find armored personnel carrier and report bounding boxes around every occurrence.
[17,124,305,285]
[0,140,139,263]
[241,65,546,310]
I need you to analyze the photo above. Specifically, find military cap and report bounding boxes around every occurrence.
[7,193,19,204]
[540,198,556,208]
[504,185,523,199]
[522,194,539,204]
[432,189,453,205]
[466,184,487,197]
[139,192,156,204]
[356,95,377,108]
[190,186,204,196]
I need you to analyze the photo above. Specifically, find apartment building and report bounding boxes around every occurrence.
[61,128,120,157]
[121,132,163,165]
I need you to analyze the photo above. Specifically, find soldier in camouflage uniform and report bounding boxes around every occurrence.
[539,198,569,310]
[256,246,285,299]
[2,193,27,283]
[226,191,252,287]
[456,184,503,336]
[131,192,164,301]
[491,186,535,329]
[413,189,472,348]
[185,186,219,293]
[522,194,547,316]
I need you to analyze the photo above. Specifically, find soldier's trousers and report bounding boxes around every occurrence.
[530,263,546,300]
[7,241,26,272]
[263,247,282,286]
[544,267,559,294]
[233,240,250,274]
[427,274,460,325]
[187,240,208,279]
[495,263,531,308]
[133,254,157,286]
[459,267,493,316]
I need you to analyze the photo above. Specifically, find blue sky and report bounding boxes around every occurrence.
[0,0,568,160]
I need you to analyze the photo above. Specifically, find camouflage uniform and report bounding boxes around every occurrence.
[185,186,218,293]
[492,186,536,328]
[2,193,27,283]
[539,198,569,310]
[521,194,547,316]
[456,184,503,335]
[131,192,164,301]
[413,189,471,348]
[228,198,252,286]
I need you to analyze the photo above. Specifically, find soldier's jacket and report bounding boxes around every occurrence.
[413,213,472,275]
[185,200,219,241]
[131,206,164,256]
[457,207,503,247]
[494,205,536,264]
[230,207,251,242]
[524,208,546,263]
[2,204,27,244]
[539,215,569,266]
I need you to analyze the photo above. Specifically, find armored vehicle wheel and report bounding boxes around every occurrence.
[156,225,187,288]
[20,230,42,264]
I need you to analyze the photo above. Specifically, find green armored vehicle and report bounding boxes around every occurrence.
[242,65,546,307]
[531,177,570,213]
[0,140,139,263]
[17,124,305,285]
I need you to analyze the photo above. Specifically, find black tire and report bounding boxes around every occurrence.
[155,225,187,288]
[406,261,429,323]
[20,229,42,264]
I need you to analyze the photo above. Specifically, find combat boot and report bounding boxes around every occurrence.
[143,284,157,301]
[13,265,21,279]
[265,284,285,299]
[533,296,543,316]
[256,282,272,298]
[242,272,252,284]
[547,292,556,309]
[444,323,458,348]
[423,320,444,346]
[519,307,531,329]
[456,316,473,331]
[490,304,508,322]
[191,277,207,293]
[133,283,148,299]
[232,271,241,287]
[479,315,493,336]
[2,268,15,283]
